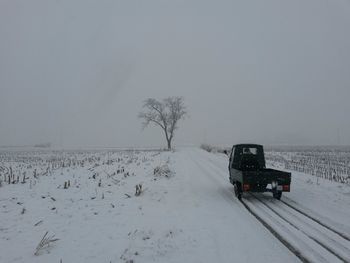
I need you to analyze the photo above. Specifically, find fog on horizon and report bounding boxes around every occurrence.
[1,0,350,148]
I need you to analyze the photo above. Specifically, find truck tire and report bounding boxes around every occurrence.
[273,191,282,200]
[234,182,242,200]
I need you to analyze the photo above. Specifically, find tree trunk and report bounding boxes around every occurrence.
[164,128,171,150]
[167,138,171,150]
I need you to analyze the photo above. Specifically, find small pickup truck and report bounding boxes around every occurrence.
[228,144,291,200]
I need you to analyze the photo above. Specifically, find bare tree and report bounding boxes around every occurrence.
[139,97,187,150]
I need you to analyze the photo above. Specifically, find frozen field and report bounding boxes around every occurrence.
[1,148,349,263]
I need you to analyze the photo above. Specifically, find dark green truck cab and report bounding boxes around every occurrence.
[228,144,291,200]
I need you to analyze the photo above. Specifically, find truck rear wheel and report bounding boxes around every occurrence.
[234,182,242,200]
[273,191,282,200]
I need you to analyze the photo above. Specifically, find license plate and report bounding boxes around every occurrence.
[277,185,283,191]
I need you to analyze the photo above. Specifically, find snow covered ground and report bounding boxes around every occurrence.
[0,147,349,262]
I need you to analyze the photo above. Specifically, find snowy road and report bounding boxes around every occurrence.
[243,194,350,262]
[173,148,350,263]
[170,148,300,262]
[1,148,349,262]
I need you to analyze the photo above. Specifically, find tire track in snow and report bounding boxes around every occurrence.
[251,194,350,262]
[280,199,350,242]
[240,197,311,263]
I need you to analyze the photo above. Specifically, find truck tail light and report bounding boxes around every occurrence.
[243,184,250,191]
[282,185,290,192]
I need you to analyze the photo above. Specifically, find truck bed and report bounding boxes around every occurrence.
[242,168,291,185]
[230,168,291,192]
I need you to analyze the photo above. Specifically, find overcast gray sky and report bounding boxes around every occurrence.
[1,0,350,148]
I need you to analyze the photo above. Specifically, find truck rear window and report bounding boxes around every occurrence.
[242,147,257,155]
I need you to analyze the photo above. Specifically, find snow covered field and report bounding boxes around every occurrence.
[1,148,349,263]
